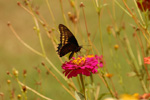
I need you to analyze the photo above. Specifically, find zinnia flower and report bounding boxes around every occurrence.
[137,0,150,12]
[61,55,103,78]
[144,57,150,64]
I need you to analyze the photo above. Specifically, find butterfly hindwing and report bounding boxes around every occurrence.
[59,43,76,57]
[57,24,82,59]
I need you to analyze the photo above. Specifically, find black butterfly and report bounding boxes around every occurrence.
[57,24,82,59]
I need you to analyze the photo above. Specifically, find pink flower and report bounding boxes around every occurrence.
[137,0,150,12]
[144,57,150,64]
[61,55,103,78]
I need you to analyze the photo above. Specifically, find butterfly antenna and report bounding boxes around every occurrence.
[80,44,91,51]
[81,47,86,51]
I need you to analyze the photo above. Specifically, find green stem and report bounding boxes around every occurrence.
[122,0,150,45]
[77,75,82,90]
[8,24,44,57]
[98,14,103,55]
[32,14,46,56]
[101,74,114,98]
[114,0,132,17]
[16,78,27,100]
[45,57,67,81]
[45,0,56,25]
[81,6,94,54]
[79,74,87,100]
[37,26,46,56]
[124,38,149,93]
[59,0,68,25]
[17,80,52,100]
[126,39,140,72]
[26,1,46,56]
[133,0,145,26]
[90,74,95,99]
[141,79,149,93]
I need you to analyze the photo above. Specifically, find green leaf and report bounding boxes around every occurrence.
[75,91,85,100]
[127,71,136,77]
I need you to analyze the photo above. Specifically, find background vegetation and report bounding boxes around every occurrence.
[0,0,148,100]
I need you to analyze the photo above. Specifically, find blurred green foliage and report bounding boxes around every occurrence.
[0,0,146,100]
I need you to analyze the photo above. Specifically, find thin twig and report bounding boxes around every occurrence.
[41,62,76,99]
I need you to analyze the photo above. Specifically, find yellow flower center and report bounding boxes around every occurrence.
[72,57,86,66]
[86,55,94,58]
[72,55,94,66]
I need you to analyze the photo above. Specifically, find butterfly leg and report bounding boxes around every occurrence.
[69,51,75,60]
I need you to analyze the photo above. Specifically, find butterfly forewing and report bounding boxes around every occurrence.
[59,24,72,46]
[57,24,82,59]
[59,24,79,46]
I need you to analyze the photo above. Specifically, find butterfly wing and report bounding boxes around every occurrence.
[58,43,77,57]
[59,24,79,47]
[57,24,80,57]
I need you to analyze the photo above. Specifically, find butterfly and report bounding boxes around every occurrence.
[57,24,82,59]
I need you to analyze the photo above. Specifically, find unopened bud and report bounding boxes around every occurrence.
[7,80,11,84]
[12,69,18,77]
[17,94,21,99]
[114,45,119,50]
[80,2,85,7]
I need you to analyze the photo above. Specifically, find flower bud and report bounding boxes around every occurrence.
[22,86,27,92]
[17,94,21,99]
[7,80,11,84]
[114,45,119,50]
[12,69,18,77]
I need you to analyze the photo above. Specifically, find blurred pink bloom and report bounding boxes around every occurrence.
[144,57,150,64]
[61,55,103,78]
[139,93,150,99]
[137,0,150,12]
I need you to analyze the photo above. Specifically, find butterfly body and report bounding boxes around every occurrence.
[57,24,82,59]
